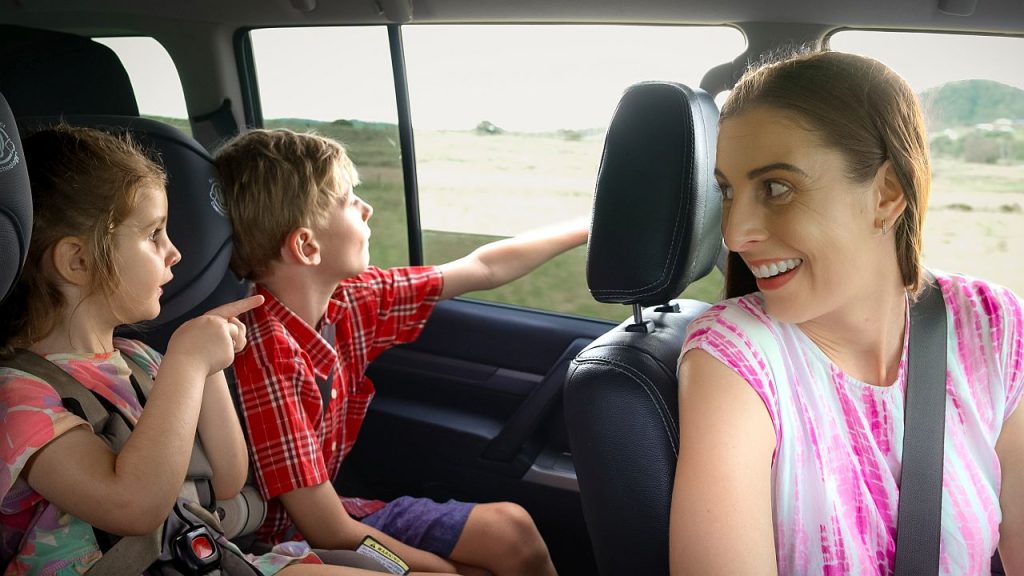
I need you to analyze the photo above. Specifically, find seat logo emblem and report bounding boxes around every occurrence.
[209,179,227,217]
[0,124,19,173]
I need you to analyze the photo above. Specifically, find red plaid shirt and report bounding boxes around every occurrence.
[233,266,443,544]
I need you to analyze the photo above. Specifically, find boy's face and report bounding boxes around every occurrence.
[317,181,373,281]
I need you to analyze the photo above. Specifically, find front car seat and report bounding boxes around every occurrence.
[564,81,721,576]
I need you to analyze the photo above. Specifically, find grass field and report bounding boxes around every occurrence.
[159,116,1024,322]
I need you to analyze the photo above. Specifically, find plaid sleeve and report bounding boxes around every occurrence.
[340,266,443,362]
[234,321,331,500]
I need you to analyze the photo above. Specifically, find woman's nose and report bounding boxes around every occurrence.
[722,193,768,253]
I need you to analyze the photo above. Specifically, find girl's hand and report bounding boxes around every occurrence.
[165,295,264,376]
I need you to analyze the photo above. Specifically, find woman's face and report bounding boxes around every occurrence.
[716,106,885,324]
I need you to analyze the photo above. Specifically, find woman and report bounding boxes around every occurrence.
[669,50,1024,575]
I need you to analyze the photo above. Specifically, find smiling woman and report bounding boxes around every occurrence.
[671,49,1024,576]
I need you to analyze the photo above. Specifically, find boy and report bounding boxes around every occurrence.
[216,129,587,575]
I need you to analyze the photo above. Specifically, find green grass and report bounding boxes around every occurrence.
[158,116,726,322]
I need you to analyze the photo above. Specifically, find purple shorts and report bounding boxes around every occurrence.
[360,496,474,558]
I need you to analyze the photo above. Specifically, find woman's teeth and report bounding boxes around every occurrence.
[750,258,803,279]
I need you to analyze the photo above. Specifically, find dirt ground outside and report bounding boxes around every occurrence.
[413,130,1024,297]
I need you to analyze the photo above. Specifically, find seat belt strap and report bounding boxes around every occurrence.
[894,273,947,576]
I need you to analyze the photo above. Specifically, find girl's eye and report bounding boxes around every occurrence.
[764,181,791,199]
[149,228,163,242]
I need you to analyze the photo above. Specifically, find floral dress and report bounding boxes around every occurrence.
[0,338,322,575]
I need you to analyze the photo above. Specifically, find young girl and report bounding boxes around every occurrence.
[0,125,446,575]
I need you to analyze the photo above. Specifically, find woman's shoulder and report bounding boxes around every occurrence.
[686,293,778,343]
[933,270,1023,332]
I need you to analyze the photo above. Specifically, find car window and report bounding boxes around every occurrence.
[94,37,190,135]
[830,31,1024,297]
[249,25,742,321]
[402,25,743,320]
[249,26,409,268]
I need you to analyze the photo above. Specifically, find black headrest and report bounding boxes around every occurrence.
[0,92,31,305]
[0,25,139,117]
[586,82,721,307]
[19,117,235,330]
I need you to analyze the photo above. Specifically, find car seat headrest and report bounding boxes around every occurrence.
[19,117,236,331]
[586,81,721,307]
[0,92,31,305]
[0,25,139,117]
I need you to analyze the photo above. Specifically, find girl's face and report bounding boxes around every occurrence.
[109,185,180,323]
[716,106,886,324]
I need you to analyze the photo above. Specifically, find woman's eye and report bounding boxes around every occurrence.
[717,183,733,201]
[765,181,791,199]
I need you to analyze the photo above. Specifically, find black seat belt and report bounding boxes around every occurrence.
[894,274,947,576]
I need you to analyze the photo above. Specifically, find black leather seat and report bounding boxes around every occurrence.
[0,25,139,118]
[18,115,247,352]
[564,81,721,576]
[4,24,247,353]
[0,90,31,307]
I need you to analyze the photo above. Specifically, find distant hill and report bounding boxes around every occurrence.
[920,80,1024,130]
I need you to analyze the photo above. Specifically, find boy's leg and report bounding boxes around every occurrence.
[360,496,555,576]
[447,502,556,576]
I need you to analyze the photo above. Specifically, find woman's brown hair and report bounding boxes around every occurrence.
[720,49,931,299]
[0,125,166,352]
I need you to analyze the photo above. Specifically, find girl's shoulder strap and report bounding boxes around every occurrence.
[0,349,111,430]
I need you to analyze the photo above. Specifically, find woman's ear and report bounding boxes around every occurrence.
[50,236,91,286]
[281,227,322,266]
[875,160,908,224]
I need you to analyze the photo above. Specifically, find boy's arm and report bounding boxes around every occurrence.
[438,218,589,300]
[196,370,248,499]
[279,482,458,573]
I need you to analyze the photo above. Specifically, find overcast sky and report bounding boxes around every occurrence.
[101,27,1024,131]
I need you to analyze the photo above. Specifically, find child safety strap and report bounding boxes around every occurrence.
[0,349,262,575]
[893,273,947,575]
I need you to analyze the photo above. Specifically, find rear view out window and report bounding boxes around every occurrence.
[831,31,1024,297]
[403,25,745,320]
[94,37,190,134]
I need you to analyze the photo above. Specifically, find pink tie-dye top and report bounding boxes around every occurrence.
[680,272,1024,575]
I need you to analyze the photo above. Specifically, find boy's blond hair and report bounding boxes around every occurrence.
[215,129,360,281]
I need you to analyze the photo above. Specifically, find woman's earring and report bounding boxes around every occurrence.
[882,218,890,235]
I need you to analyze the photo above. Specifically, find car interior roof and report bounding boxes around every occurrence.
[1,0,1022,34]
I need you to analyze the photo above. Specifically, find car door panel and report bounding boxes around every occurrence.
[338,298,615,575]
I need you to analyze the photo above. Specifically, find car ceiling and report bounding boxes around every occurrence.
[1,0,1023,35]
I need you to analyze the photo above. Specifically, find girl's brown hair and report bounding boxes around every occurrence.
[721,49,931,299]
[0,125,166,351]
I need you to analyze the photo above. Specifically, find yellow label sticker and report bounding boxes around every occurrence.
[356,535,411,575]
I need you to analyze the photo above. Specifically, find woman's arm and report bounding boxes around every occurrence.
[196,370,248,499]
[670,349,778,576]
[997,403,1024,572]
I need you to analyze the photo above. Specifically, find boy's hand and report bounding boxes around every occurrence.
[166,295,265,376]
